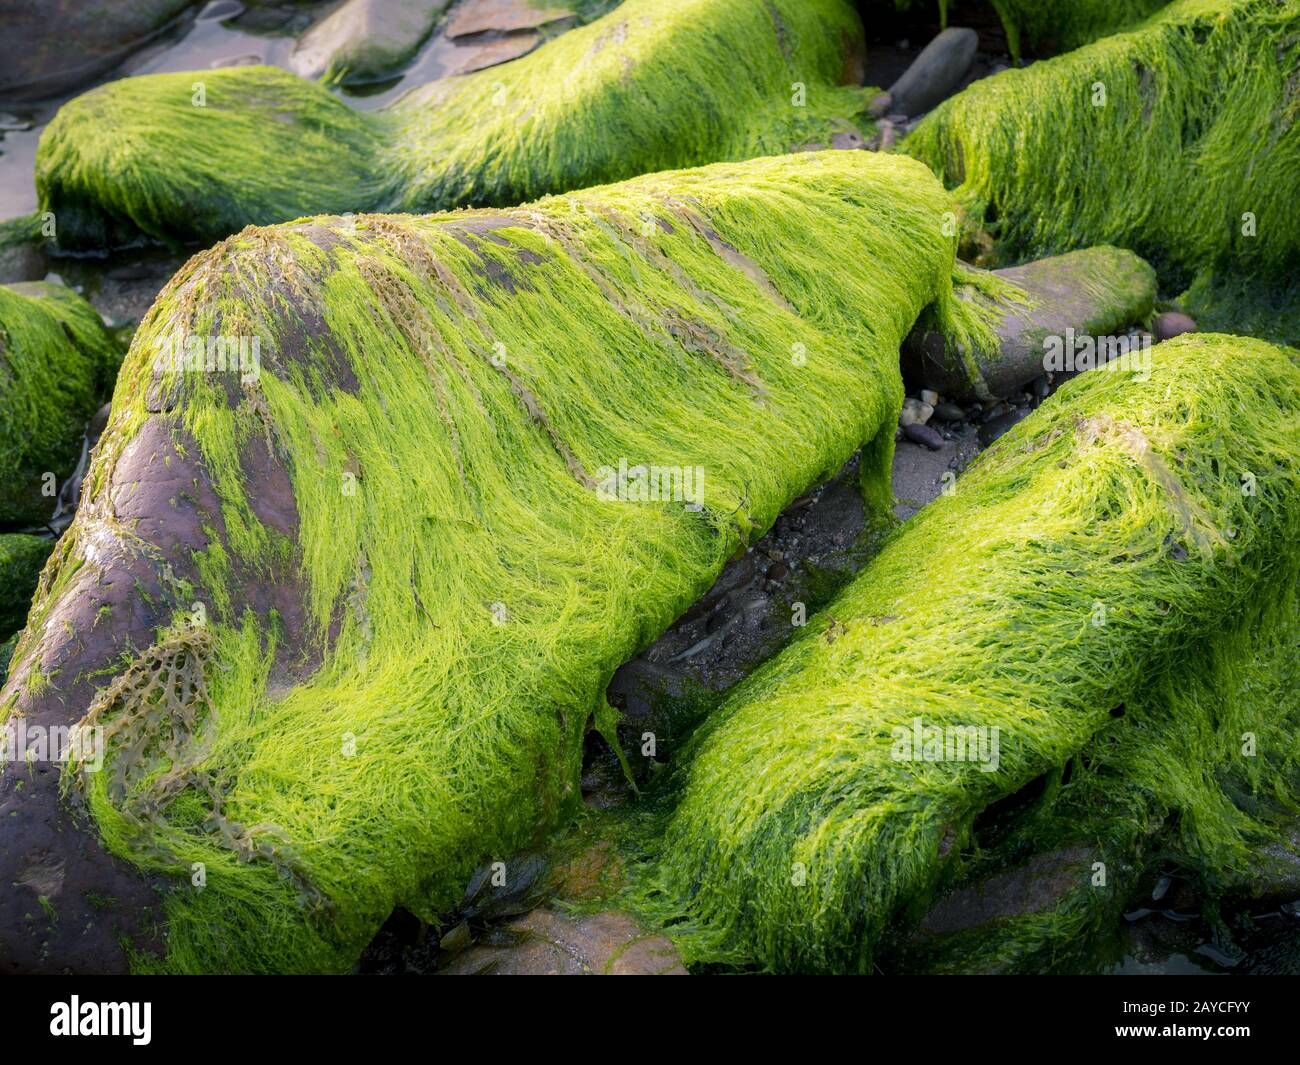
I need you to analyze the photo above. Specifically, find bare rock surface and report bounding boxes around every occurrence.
[444,0,575,39]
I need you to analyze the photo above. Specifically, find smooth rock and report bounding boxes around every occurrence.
[920,388,939,407]
[899,397,933,427]
[903,246,1158,402]
[1153,311,1197,342]
[933,401,966,423]
[886,27,978,118]
[903,422,944,451]
[450,32,541,75]
[0,0,194,101]
[444,0,575,39]
[292,0,452,85]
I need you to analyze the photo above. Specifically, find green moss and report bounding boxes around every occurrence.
[986,0,1171,58]
[905,573,1300,974]
[636,333,1300,973]
[46,149,974,973]
[38,0,871,249]
[0,534,53,639]
[905,0,1300,292]
[0,282,119,525]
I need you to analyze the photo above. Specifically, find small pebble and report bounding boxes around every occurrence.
[866,92,893,117]
[920,389,939,407]
[899,397,934,426]
[903,422,944,451]
[1153,310,1197,342]
[766,562,790,582]
[933,401,965,423]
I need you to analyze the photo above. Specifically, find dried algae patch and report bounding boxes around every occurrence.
[37,0,872,249]
[0,282,119,525]
[5,150,969,973]
[905,0,1300,288]
[640,334,1300,973]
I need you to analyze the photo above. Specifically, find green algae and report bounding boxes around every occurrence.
[0,534,52,639]
[0,282,119,525]
[28,149,972,973]
[902,574,1300,974]
[897,0,1171,59]
[637,333,1300,973]
[37,0,872,249]
[905,0,1300,291]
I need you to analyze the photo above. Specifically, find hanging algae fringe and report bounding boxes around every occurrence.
[7,150,970,973]
[904,0,1300,288]
[0,283,119,525]
[634,333,1300,974]
[36,0,871,249]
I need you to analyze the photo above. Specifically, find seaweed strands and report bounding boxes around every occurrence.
[36,0,872,249]
[0,149,968,973]
[639,333,1300,973]
[905,0,1300,290]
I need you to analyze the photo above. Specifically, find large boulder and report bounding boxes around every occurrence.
[0,0,195,102]
[0,150,968,973]
[291,0,452,85]
[644,333,1300,973]
[902,246,1157,401]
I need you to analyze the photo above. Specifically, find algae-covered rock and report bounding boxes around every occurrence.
[0,149,972,974]
[0,534,51,638]
[905,0,1300,286]
[986,0,1171,59]
[904,571,1300,974]
[291,0,452,85]
[903,246,1157,401]
[38,0,872,249]
[0,281,120,525]
[0,0,196,102]
[642,333,1300,973]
